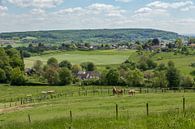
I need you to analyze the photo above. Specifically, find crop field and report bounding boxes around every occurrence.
[1,85,195,129]
[24,50,135,68]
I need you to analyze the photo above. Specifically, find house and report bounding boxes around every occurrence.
[76,71,100,80]
[25,68,36,75]
[189,44,195,48]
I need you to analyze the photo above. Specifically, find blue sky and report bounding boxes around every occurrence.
[0,0,195,34]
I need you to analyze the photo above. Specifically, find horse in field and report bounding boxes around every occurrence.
[128,89,136,96]
[113,87,123,95]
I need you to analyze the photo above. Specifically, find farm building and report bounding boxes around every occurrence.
[76,71,100,80]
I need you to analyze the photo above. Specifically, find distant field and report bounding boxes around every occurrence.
[1,85,195,129]
[24,50,195,76]
[149,52,195,75]
[24,50,135,68]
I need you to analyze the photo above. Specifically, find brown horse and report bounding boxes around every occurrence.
[113,87,123,95]
[128,89,136,96]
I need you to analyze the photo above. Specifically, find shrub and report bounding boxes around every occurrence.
[0,68,6,83]
[180,76,194,88]
[11,67,26,86]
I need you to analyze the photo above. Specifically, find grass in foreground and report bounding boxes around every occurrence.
[2,109,195,129]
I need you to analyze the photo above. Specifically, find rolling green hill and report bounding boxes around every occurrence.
[0,28,186,44]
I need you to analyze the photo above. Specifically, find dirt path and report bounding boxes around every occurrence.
[0,104,33,114]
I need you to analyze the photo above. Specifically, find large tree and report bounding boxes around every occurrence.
[166,61,180,88]
[106,69,119,85]
[59,68,72,85]
[33,60,43,75]
[126,69,144,87]
[81,62,96,71]
[47,57,58,67]
[44,67,59,85]
[59,60,72,69]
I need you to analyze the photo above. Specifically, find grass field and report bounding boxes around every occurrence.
[1,85,195,129]
[24,50,135,68]
[24,50,195,76]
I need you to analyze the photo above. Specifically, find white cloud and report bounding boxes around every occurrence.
[0,5,7,16]
[115,0,131,3]
[7,0,64,8]
[55,7,84,15]
[31,8,45,15]
[147,0,193,10]
[55,3,126,17]
[134,0,194,17]
[87,3,126,17]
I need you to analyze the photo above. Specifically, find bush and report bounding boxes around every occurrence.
[81,79,100,86]
[0,68,6,83]
[180,76,194,88]
[22,51,31,58]
[190,63,195,67]
[11,67,26,86]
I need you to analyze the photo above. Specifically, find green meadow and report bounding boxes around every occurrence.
[24,50,135,68]
[24,50,195,76]
[1,85,195,129]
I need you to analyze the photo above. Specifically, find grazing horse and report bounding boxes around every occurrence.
[113,87,118,95]
[113,87,123,95]
[128,89,136,96]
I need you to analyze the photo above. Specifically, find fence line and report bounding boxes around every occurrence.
[0,87,193,109]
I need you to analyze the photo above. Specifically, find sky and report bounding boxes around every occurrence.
[0,0,195,34]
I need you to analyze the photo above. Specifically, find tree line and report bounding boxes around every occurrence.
[0,47,194,88]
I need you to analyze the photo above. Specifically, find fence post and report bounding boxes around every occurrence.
[183,97,185,112]
[116,104,118,120]
[70,110,73,123]
[146,103,149,116]
[85,90,88,96]
[140,88,142,93]
[28,114,31,123]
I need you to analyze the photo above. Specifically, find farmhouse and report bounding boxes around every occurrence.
[25,68,36,75]
[76,71,100,80]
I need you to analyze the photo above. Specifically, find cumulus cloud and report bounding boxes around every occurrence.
[134,0,194,17]
[115,0,131,3]
[55,3,126,17]
[147,1,193,10]
[87,3,126,17]
[7,0,64,8]
[0,5,7,16]
[31,8,45,15]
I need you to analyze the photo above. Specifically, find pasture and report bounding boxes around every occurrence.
[1,85,195,129]
[24,50,135,68]
[24,50,195,76]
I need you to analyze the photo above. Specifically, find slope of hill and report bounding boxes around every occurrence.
[0,28,186,44]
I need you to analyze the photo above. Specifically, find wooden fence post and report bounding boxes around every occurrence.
[183,97,185,112]
[139,88,142,93]
[146,103,149,116]
[70,110,73,122]
[116,104,118,120]
[28,114,31,123]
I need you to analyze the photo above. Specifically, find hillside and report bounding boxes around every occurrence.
[0,28,186,44]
